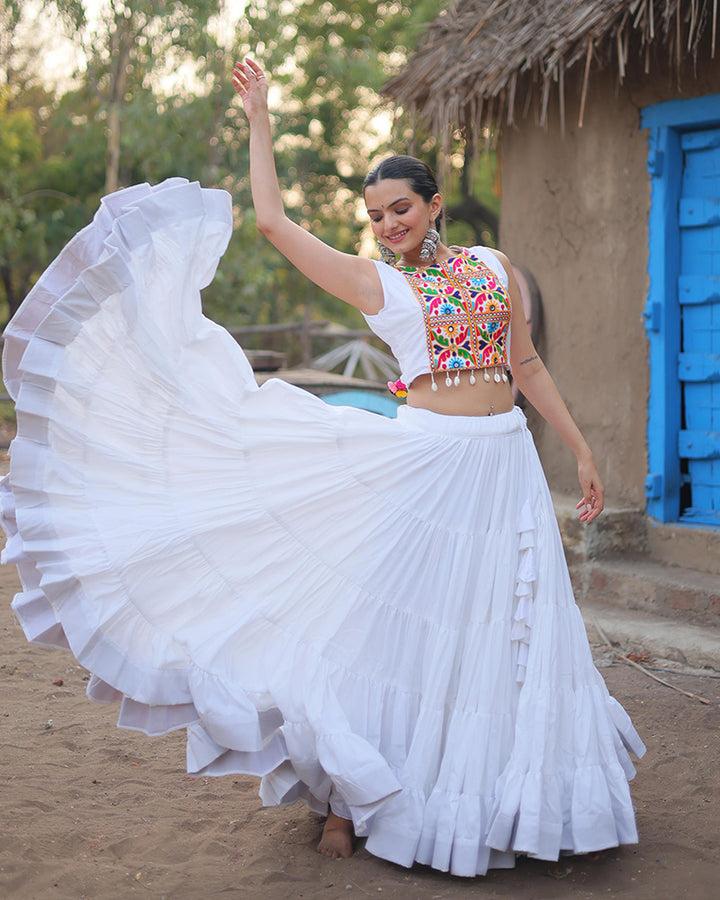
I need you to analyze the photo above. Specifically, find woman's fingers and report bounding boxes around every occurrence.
[244,57,265,78]
[231,61,253,93]
[232,59,264,84]
[576,487,603,523]
[231,63,248,93]
[575,457,604,524]
[231,59,267,102]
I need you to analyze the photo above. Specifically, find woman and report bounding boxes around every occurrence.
[0,59,644,879]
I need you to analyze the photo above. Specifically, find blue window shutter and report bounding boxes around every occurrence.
[643,125,683,521]
[678,127,720,522]
[642,94,720,526]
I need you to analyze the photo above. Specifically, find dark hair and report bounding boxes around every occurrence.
[363,155,443,229]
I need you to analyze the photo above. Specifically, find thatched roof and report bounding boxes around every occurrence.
[385,0,718,135]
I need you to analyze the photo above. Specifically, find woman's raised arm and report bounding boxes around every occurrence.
[231,60,383,315]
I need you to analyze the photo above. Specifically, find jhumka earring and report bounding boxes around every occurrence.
[377,240,397,266]
[419,227,440,263]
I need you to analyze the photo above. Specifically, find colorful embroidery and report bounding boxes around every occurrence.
[397,249,511,376]
[387,379,407,398]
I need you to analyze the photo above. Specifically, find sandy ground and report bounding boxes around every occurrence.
[1,558,719,900]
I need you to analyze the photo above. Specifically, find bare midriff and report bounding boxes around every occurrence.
[407,373,514,417]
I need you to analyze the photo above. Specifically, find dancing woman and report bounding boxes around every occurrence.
[0,58,644,878]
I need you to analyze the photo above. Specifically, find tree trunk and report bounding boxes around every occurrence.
[1,263,19,323]
[446,196,499,244]
[446,142,499,244]
[104,13,134,195]
[105,101,122,194]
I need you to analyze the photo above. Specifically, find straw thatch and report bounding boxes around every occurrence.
[385,0,718,136]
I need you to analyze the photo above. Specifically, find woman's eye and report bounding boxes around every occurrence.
[396,208,409,215]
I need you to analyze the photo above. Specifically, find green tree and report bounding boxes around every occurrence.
[1,0,499,337]
[68,0,224,193]
[223,0,433,331]
[0,0,237,323]
[0,91,41,316]
[0,1,88,321]
[0,86,94,321]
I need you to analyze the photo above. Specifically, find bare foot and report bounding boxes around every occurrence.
[317,811,354,859]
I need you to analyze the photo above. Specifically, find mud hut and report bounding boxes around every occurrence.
[386,1,720,597]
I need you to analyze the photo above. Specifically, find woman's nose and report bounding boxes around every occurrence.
[384,212,398,230]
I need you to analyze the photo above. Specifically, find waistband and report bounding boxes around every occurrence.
[396,404,527,437]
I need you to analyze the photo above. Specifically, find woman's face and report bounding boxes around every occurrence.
[364,179,441,259]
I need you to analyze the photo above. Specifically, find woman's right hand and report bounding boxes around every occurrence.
[231,58,269,120]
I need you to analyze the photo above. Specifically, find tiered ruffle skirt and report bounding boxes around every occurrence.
[0,179,645,877]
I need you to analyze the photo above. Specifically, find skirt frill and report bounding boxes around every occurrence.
[0,179,645,877]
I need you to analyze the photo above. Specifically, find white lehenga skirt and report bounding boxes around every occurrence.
[0,179,645,877]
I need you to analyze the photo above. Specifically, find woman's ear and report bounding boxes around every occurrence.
[430,193,443,226]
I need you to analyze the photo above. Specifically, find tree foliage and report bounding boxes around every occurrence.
[234,1,499,309]
[70,1,224,192]
[0,0,500,340]
[0,1,89,319]
[226,0,445,331]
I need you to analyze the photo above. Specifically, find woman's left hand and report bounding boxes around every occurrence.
[576,454,604,523]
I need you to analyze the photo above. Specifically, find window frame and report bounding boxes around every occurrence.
[641,93,720,524]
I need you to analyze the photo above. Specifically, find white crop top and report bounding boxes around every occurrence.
[363,246,513,389]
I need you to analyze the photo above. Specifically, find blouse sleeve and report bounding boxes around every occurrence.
[361,262,428,386]
[361,261,410,334]
[467,246,510,290]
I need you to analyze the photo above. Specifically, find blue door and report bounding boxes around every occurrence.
[678,128,720,524]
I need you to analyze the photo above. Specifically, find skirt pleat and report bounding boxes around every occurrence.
[0,179,645,877]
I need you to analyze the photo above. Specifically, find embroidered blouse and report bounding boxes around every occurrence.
[363,246,512,389]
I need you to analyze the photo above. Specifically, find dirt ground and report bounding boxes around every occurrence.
[1,559,719,900]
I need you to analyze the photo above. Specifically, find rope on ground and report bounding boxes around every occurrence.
[592,619,712,706]
[642,664,720,679]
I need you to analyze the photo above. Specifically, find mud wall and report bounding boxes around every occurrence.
[500,54,720,510]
